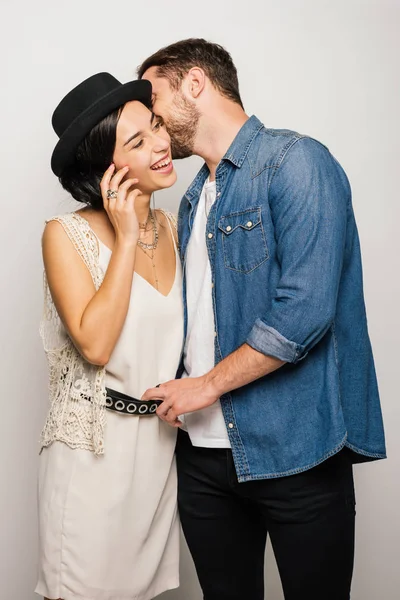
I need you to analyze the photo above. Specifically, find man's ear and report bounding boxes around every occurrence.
[182,67,206,100]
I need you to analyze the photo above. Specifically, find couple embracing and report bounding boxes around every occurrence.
[36,38,385,600]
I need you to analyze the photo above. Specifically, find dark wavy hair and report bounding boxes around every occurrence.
[59,107,122,210]
[137,38,243,109]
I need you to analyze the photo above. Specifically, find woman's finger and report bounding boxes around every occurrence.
[114,179,139,208]
[109,165,129,191]
[101,165,117,211]
[117,177,139,195]
[100,164,116,200]
[100,163,115,189]
[125,188,142,209]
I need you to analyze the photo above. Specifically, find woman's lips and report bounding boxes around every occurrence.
[150,156,173,175]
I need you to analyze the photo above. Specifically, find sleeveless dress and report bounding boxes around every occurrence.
[35,212,184,600]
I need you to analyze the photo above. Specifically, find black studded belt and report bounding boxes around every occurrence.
[105,387,162,416]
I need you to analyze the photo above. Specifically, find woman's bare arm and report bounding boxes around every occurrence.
[43,164,141,366]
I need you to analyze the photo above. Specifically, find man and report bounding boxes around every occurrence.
[140,39,386,600]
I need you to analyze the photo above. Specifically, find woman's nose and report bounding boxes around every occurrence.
[153,135,169,153]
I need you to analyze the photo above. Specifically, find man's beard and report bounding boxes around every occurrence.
[165,92,200,160]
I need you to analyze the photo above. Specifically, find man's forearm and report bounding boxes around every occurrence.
[142,344,285,426]
[204,343,285,397]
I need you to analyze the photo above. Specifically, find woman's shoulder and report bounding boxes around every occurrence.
[42,210,99,260]
[43,210,97,237]
[42,210,102,285]
[42,212,72,239]
[156,208,177,230]
[156,209,178,247]
[44,209,89,227]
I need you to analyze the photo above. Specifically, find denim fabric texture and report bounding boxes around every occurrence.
[178,116,386,482]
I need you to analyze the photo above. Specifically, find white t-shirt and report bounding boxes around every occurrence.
[181,179,231,448]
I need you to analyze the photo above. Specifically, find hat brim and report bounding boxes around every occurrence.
[51,79,152,176]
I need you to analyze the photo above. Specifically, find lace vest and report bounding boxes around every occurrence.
[40,213,107,455]
[39,210,177,456]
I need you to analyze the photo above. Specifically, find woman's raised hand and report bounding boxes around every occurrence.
[100,164,142,245]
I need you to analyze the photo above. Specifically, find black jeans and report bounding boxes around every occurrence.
[176,429,356,600]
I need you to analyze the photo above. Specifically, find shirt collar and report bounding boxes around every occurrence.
[222,115,264,168]
[184,116,264,202]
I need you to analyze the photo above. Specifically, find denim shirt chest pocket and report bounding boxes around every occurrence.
[217,207,269,274]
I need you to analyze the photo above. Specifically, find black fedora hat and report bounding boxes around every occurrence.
[51,73,152,176]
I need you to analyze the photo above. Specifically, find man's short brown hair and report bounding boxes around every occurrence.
[137,38,243,109]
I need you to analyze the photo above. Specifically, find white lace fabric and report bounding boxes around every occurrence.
[39,210,177,456]
[39,213,106,455]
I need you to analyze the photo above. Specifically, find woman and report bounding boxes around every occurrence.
[35,73,183,600]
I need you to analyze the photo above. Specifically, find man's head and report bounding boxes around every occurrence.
[138,38,243,159]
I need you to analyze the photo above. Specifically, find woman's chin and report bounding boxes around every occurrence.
[152,169,177,190]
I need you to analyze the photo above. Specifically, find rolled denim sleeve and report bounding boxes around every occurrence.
[246,137,350,364]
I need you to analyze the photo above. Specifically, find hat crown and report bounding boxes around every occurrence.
[52,73,122,138]
[51,75,151,176]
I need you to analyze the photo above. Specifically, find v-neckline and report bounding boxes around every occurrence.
[74,212,178,299]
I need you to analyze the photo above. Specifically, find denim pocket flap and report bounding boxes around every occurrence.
[218,208,261,235]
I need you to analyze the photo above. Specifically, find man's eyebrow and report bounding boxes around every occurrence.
[123,114,158,147]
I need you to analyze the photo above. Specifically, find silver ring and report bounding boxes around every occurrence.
[106,189,118,199]
[126,403,137,414]
[139,404,149,414]
[114,400,125,411]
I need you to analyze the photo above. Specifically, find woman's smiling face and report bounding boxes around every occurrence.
[113,100,177,194]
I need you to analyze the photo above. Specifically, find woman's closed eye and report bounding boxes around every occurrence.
[132,138,144,150]
[131,119,164,150]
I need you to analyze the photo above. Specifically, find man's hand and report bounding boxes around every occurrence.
[142,344,285,427]
[141,376,219,427]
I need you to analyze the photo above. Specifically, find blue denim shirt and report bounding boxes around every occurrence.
[178,115,386,482]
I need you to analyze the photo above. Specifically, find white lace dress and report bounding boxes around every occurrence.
[35,213,184,600]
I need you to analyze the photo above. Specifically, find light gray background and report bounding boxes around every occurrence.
[1,0,399,598]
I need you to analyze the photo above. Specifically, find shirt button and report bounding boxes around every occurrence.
[214,331,217,337]
[217,192,221,197]
[247,221,253,227]
[226,225,232,232]
[228,423,234,429]
[211,282,214,288]
[208,233,213,239]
